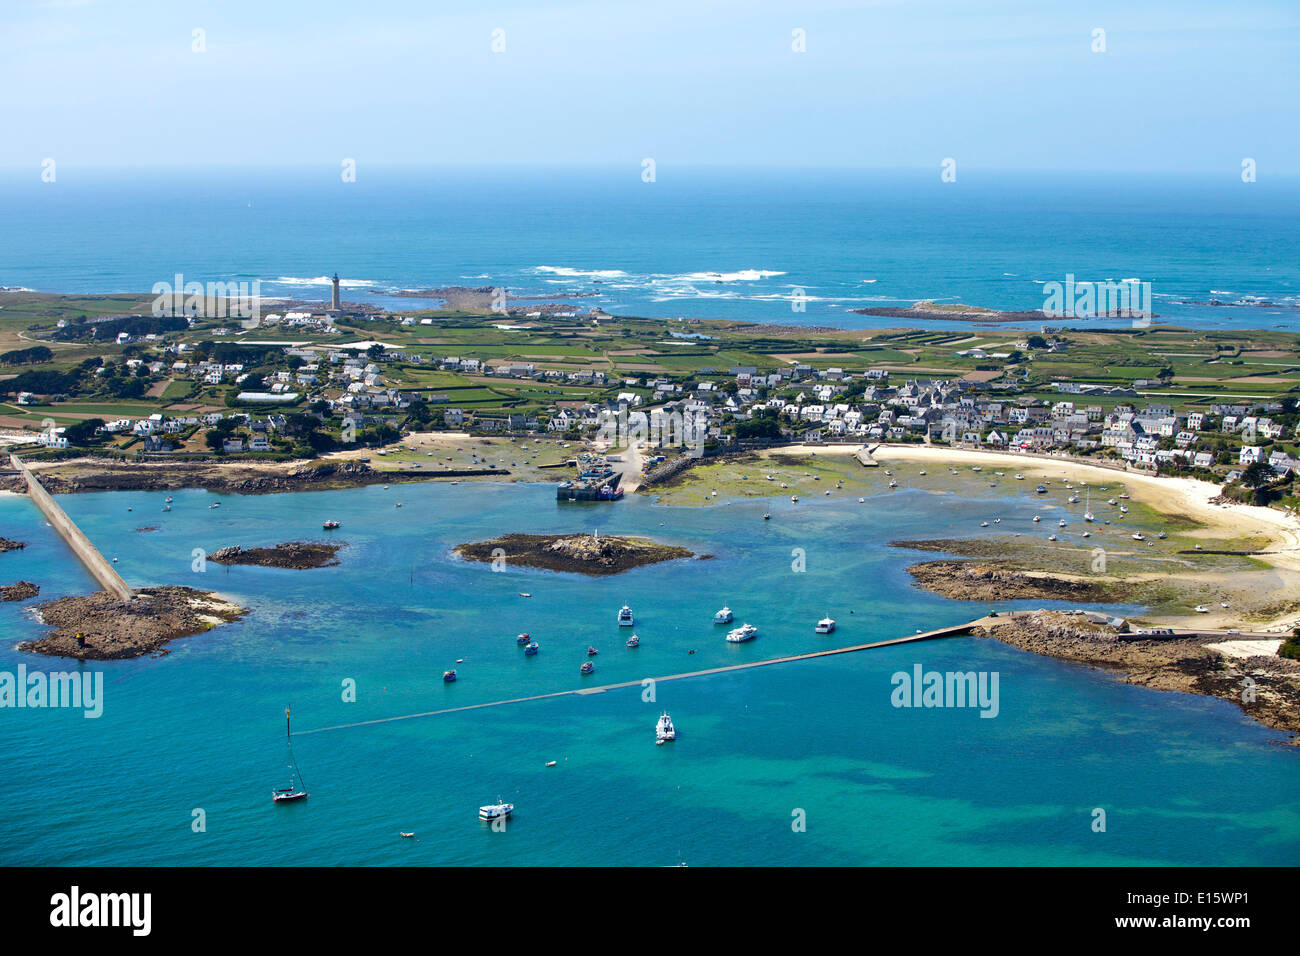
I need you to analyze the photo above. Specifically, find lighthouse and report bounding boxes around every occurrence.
[330,273,341,312]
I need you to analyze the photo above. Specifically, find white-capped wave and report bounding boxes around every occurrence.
[276,275,376,288]
[534,266,629,279]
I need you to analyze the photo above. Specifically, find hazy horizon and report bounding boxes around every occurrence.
[2,0,1297,175]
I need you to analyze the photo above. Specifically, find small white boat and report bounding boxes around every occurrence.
[918,470,926,475]
[1058,519,1066,528]
[815,616,836,634]
[981,521,989,528]
[1048,534,1057,541]
[626,634,640,648]
[1033,515,1041,523]
[656,712,676,742]
[1082,531,1091,538]
[1194,605,1209,614]
[889,480,898,489]
[1157,532,1166,540]
[713,606,733,624]
[479,799,513,822]
[1132,532,1145,541]
[725,623,758,643]
[1069,494,1079,504]
[858,497,865,503]
[1015,474,1024,480]
[617,605,634,626]
[791,495,798,502]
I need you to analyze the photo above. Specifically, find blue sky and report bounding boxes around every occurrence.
[1,0,1297,173]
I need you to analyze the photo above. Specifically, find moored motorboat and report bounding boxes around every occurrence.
[656,712,676,742]
[713,605,733,624]
[323,519,340,529]
[815,616,836,634]
[516,632,530,644]
[443,669,457,682]
[617,605,634,626]
[626,634,640,647]
[524,642,539,655]
[587,646,598,656]
[580,660,595,674]
[479,799,513,822]
[725,623,758,643]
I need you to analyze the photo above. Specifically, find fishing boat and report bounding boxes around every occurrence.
[271,707,309,804]
[587,646,598,656]
[479,799,513,822]
[725,623,758,643]
[580,661,595,675]
[713,606,734,624]
[323,520,340,529]
[442,669,457,682]
[524,642,539,655]
[516,632,530,644]
[618,605,634,626]
[626,634,640,648]
[656,712,676,742]
[815,616,836,634]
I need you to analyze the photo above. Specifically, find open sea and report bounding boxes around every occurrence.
[1,480,1298,866]
[1,166,1299,330]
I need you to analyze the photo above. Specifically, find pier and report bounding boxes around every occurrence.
[9,454,133,602]
[298,618,985,736]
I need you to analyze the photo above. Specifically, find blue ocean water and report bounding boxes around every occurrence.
[1,166,1298,331]
[1,480,1297,866]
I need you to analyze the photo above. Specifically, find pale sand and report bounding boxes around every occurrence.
[1205,639,1284,659]
[763,442,1300,633]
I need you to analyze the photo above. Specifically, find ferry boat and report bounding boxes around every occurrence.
[656,712,676,742]
[323,520,340,529]
[479,799,513,822]
[617,605,634,626]
[580,661,595,675]
[442,670,457,682]
[815,616,836,634]
[516,632,530,644]
[725,623,758,643]
[524,642,539,655]
[626,634,640,648]
[713,606,734,624]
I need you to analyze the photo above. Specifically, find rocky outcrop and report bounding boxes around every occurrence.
[208,542,342,570]
[22,586,245,660]
[906,560,1115,602]
[0,581,39,601]
[455,533,693,576]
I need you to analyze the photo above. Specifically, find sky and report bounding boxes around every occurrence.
[0,0,1297,174]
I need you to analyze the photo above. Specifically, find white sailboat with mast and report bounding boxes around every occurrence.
[272,706,309,803]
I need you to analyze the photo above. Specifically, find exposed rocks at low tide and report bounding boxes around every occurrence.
[208,542,342,570]
[455,532,694,576]
[21,586,246,660]
[978,610,1300,742]
[906,560,1118,602]
[0,537,25,553]
[1,581,39,602]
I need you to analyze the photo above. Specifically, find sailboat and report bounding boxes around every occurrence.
[1083,489,1095,523]
[272,706,309,803]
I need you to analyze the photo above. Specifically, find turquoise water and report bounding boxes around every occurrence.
[1,480,1297,866]
[2,167,1298,331]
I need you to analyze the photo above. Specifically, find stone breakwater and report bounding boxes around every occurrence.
[977,610,1300,742]
[455,533,695,576]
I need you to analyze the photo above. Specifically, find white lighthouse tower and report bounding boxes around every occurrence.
[330,273,341,312]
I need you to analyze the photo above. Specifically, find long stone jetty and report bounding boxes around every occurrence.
[9,454,133,602]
